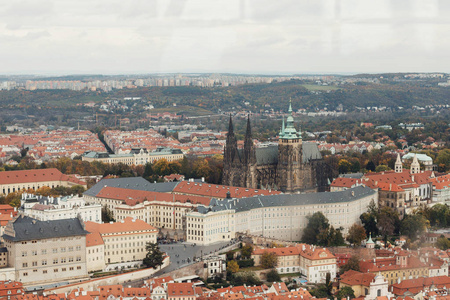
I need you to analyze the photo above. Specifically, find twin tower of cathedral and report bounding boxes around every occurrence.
[222,100,333,193]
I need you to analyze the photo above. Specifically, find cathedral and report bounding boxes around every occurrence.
[222,101,334,193]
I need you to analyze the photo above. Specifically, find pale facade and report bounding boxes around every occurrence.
[186,210,235,245]
[2,216,88,286]
[21,194,101,223]
[82,147,183,166]
[85,218,158,265]
[188,186,377,245]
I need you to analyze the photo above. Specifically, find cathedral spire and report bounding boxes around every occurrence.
[244,114,256,165]
[245,114,252,139]
[228,114,234,135]
[395,153,402,173]
[288,97,293,114]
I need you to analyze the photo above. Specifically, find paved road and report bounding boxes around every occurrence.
[122,241,237,287]
[155,241,236,275]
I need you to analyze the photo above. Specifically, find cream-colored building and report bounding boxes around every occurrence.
[85,217,158,265]
[85,186,210,231]
[187,186,377,245]
[2,215,89,286]
[252,244,337,283]
[0,168,87,196]
[186,209,235,245]
[20,193,102,223]
[82,147,183,166]
[86,231,106,273]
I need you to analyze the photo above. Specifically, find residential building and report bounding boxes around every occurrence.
[0,280,23,299]
[2,215,89,285]
[20,193,101,223]
[391,275,450,296]
[186,209,235,245]
[252,244,337,283]
[0,168,87,196]
[85,217,158,265]
[167,282,195,300]
[203,255,226,279]
[85,230,106,273]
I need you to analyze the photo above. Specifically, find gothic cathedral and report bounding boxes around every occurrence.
[222,101,334,193]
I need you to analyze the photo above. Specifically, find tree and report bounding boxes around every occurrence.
[366,161,376,172]
[400,214,427,240]
[347,224,367,246]
[338,159,352,174]
[143,242,165,269]
[302,212,330,245]
[336,286,356,300]
[266,269,281,282]
[261,251,278,269]
[375,164,390,172]
[152,158,171,176]
[377,207,400,244]
[339,256,360,274]
[317,226,346,247]
[241,244,253,259]
[360,200,379,237]
[436,236,450,250]
[101,206,115,223]
[227,260,239,273]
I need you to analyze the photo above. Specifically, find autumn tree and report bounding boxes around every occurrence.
[241,244,253,259]
[261,251,278,269]
[227,260,239,273]
[339,256,361,274]
[346,224,367,246]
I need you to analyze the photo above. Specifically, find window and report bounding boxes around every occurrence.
[42,260,47,265]
[61,247,66,252]
[68,247,73,252]
[23,272,28,276]
[43,270,47,274]
[77,266,81,270]
[54,269,58,272]
[53,248,58,254]
[22,263,28,268]
[32,261,37,267]
[21,251,27,257]
[69,257,73,262]
[53,259,58,264]
[32,250,37,256]
[76,256,81,262]
[42,249,47,255]
[76,246,81,251]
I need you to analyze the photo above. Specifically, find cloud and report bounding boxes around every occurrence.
[0,0,449,74]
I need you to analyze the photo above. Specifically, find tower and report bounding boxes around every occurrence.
[276,99,303,193]
[395,153,402,173]
[410,154,420,174]
[222,115,243,186]
[243,115,257,188]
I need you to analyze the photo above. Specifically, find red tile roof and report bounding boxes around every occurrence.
[0,168,86,186]
[340,270,376,287]
[96,186,211,206]
[167,282,195,297]
[85,217,157,235]
[173,181,281,199]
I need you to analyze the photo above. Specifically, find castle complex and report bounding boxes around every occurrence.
[223,101,334,193]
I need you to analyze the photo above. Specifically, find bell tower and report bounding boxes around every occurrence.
[276,99,302,193]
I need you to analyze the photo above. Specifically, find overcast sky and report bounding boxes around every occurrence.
[1,0,449,75]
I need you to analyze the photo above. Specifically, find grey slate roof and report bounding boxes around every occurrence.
[253,142,322,165]
[2,216,89,242]
[198,185,376,214]
[340,173,364,179]
[83,177,179,197]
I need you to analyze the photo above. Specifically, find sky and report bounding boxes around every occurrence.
[1,0,449,75]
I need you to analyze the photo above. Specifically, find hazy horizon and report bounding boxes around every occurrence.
[1,0,450,75]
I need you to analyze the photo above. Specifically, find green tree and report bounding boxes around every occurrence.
[340,256,360,274]
[377,207,400,244]
[347,224,367,246]
[101,206,116,223]
[400,214,427,240]
[375,164,390,172]
[309,285,330,298]
[302,212,330,245]
[336,286,356,300]
[366,161,376,171]
[266,269,281,282]
[241,244,253,259]
[317,226,346,247]
[436,236,450,250]
[143,242,165,269]
[261,251,278,269]
[227,260,239,273]
[360,200,379,237]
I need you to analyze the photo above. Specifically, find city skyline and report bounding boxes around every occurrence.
[1,0,450,75]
